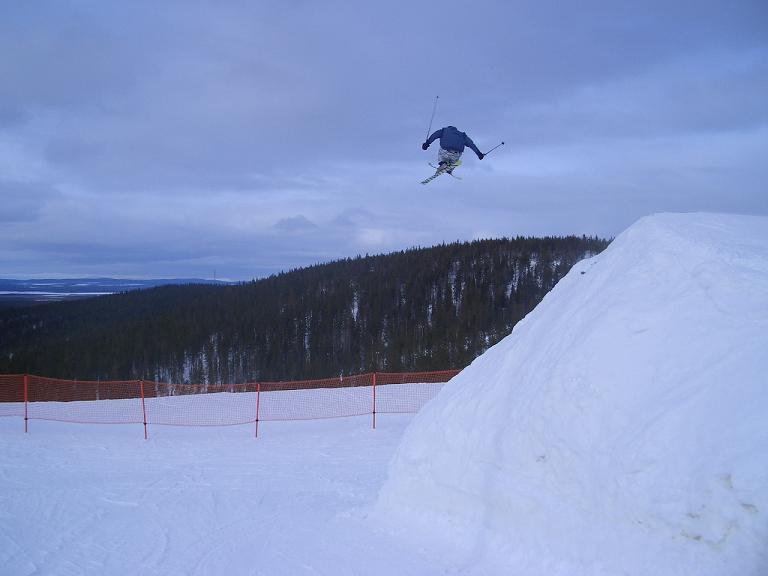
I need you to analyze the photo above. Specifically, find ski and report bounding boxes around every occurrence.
[421,160,461,185]
[421,164,448,185]
[429,163,462,180]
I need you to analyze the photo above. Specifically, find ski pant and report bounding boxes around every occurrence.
[438,148,462,165]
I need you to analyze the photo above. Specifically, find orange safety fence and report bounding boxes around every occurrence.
[0,370,461,437]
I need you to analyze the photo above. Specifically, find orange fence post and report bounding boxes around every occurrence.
[140,380,148,440]
[24,374,29,433]
[254,382,261,438]
[372,372,377,429]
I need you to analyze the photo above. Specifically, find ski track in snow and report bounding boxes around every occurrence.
[0,416,465,576]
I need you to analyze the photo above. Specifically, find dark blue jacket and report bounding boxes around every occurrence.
[426,126,482,158]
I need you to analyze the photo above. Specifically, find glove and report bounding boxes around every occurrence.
[478,152,484,160]
[421,142,429,150]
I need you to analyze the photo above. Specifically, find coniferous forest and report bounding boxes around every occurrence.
[0,236,609,383]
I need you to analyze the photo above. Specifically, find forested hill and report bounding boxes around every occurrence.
[0,236,609,383]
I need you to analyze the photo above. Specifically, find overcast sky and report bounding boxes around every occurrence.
[1,1,766,280]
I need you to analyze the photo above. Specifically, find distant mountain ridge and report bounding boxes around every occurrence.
[0,278,231,308]
[0,236,609,382]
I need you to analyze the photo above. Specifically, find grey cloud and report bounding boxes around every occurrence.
[5,0,763,189]
[0,180,61,223]
[0,105,27,129]
[0,1,766,278]
[273,215,319,234]
[503,49,768,146]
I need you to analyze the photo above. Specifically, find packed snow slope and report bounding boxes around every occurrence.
[1,416,465,576]
[377,213,768,576]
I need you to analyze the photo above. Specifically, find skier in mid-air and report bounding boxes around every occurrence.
[422,126,484,174]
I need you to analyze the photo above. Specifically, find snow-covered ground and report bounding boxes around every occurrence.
[377,213,768,575]
[0,415,463,576]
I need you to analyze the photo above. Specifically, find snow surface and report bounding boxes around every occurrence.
[0,415,465,576]
[376,213,768,575]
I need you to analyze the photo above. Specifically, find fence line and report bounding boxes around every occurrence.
[0,370,460,438]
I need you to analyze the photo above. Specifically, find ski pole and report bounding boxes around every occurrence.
[425,95,439,141]
[483,141,505,156]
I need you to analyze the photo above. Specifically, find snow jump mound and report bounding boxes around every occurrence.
[376,213,768,576]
